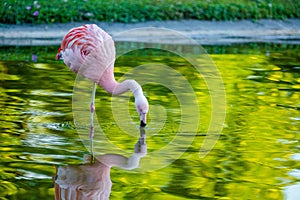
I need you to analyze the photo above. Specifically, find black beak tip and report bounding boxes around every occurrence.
[140,120,146,127]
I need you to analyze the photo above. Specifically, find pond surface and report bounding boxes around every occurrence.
[0,43,300,199]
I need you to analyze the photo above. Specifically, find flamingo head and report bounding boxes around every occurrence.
[135,94,149,127]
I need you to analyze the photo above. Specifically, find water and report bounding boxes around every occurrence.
[0,43,299,199]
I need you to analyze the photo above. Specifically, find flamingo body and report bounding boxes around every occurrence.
[57,24,148,126]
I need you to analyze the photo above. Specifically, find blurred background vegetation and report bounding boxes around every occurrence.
[1,0,299,24]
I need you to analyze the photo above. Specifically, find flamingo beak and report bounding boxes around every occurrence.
[140,113,147,127]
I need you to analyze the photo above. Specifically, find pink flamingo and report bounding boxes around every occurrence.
[56,24,149,135]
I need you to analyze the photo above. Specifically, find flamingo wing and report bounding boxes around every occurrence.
[57,24,114,74]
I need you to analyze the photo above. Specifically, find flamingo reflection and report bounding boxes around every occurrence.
[53,127,146,200]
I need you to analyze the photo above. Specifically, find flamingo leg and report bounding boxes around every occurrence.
[89,82,97,163]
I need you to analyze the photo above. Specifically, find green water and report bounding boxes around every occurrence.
[0,43,299,199]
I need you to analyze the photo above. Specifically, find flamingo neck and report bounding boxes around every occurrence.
[98,68,147,126]
[113,79,143,98]
[97,68,142,98]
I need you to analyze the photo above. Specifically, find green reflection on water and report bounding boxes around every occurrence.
[0,43,299,199]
